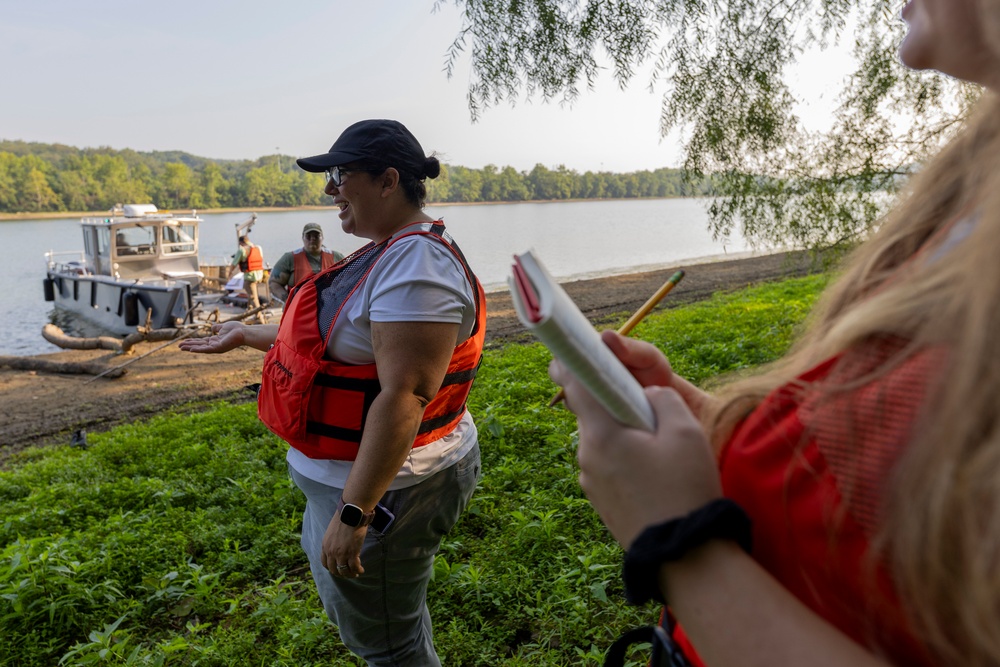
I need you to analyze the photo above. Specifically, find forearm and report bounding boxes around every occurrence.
[268,281,288,300]
[340,389,426,509]
[238,323,279,351]
[661,541,889,667]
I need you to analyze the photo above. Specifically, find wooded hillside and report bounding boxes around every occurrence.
[0,140,710,214]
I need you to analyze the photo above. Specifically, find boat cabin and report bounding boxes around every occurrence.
[79,204,203,286]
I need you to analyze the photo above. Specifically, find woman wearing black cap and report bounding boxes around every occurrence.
[181,119,485,666]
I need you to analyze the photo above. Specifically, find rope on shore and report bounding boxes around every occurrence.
[84,329,198,384]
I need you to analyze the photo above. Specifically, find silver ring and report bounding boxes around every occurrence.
[336,564,350,570]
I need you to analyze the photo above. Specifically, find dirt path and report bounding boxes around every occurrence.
[0,251,822,464]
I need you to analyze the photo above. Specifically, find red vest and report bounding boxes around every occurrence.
[673,339,943,666]
[239,244,264,272]
[292,248,337,287]
[257,222,486,460]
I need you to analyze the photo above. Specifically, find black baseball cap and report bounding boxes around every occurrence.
[296,119,426,176]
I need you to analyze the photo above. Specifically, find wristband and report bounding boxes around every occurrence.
[623,498,752,605]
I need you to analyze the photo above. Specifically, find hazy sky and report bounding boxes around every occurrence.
[0,1,855,173]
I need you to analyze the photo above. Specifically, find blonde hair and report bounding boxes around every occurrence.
[704,87,1000,664]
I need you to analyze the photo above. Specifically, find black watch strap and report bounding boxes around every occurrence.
[623,498,752,606]
[337,498,376,528]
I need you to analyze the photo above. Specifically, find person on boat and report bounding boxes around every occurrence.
[114,231,135,256]
[228,235,266,323]
[552,2,1000,666]
[180,119,485,667]
[267,222,345,302]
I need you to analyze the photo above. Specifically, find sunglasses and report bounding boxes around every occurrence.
[324,165,387,186]
[324,166,354,187]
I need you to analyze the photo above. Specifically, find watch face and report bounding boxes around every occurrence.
[340,503,364,527]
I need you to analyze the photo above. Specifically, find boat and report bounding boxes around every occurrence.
[43,204,274,336]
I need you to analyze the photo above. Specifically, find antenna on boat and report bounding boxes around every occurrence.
[235,212,258,241]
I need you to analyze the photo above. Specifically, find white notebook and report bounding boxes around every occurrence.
[509,250,656,431]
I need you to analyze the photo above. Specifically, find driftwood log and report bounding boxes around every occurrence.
[0,355,126,378]
[42,324,183,355]
[42,324,121,352]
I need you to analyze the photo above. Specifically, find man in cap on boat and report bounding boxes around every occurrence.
[268,222,344,302]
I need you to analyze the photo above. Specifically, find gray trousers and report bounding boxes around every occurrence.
[289,443,481,667]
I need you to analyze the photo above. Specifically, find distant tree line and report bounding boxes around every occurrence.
[426,163,710,202]
[0,140,712,214]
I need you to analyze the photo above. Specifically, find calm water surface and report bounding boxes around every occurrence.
[1,198,754,355]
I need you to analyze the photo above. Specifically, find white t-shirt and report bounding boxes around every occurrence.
[286,227,480,490]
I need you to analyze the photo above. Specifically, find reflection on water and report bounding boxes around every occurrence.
[47,308,115,341]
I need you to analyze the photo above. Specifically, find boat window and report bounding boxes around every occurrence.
[162,223,197,254]
[97,227,110,256]
[114,226,157,257]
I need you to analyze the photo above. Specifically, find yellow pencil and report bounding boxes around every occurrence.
[548,269,686,407]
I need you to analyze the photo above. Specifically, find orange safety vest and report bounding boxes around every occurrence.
[239,244,264,272]
[671,338,943,666]
[257,221,486,460]
[291,247,337,287]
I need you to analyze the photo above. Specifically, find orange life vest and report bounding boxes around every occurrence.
[239,244,264,272]
[257,221,486,461]
[671,338,944,666]
[291,247,337,287]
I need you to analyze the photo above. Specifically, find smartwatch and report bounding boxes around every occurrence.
[337,498,375,528]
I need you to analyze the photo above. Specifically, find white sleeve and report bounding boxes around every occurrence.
[367,236,476,336]
[327,234,478,365]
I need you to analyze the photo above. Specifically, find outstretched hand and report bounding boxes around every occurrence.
[178,321,246,354]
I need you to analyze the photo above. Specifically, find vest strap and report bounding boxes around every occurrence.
[305,420,363,443]
[313,373,381,391]
[417,405,468,435]
[441,356,481,387]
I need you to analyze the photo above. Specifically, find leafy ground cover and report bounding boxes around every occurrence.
[0,274,827,666]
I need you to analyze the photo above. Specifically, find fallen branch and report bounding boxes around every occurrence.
[121,329,184,355]
[42,324,122,352]
[42,324,187,356]
[0,355,126,378]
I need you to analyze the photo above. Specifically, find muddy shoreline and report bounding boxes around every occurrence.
[0,250,824,464]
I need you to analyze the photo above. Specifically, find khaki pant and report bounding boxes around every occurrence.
[245,281,266,323]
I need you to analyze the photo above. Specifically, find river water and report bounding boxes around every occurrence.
[1,198,754,356]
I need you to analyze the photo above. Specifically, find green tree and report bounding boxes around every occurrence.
[93,154,149,207]
[0,153,19,210]
[446,166,484,202]
[243,163,293,207]
[288,170,326,206]
[198,162,225,209]
[480,164,502,201]
[20,167,61,211]
[528,164,574,200]
[440,0,975,250]
[426,163,452,202]
[497,165,529,201]
[12,155,60,212]
[158,162,195,209]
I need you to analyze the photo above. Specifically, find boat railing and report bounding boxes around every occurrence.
[45,250,89,274]
[82,209,201,225]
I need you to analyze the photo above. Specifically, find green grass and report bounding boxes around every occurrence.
[0,273,828,666]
